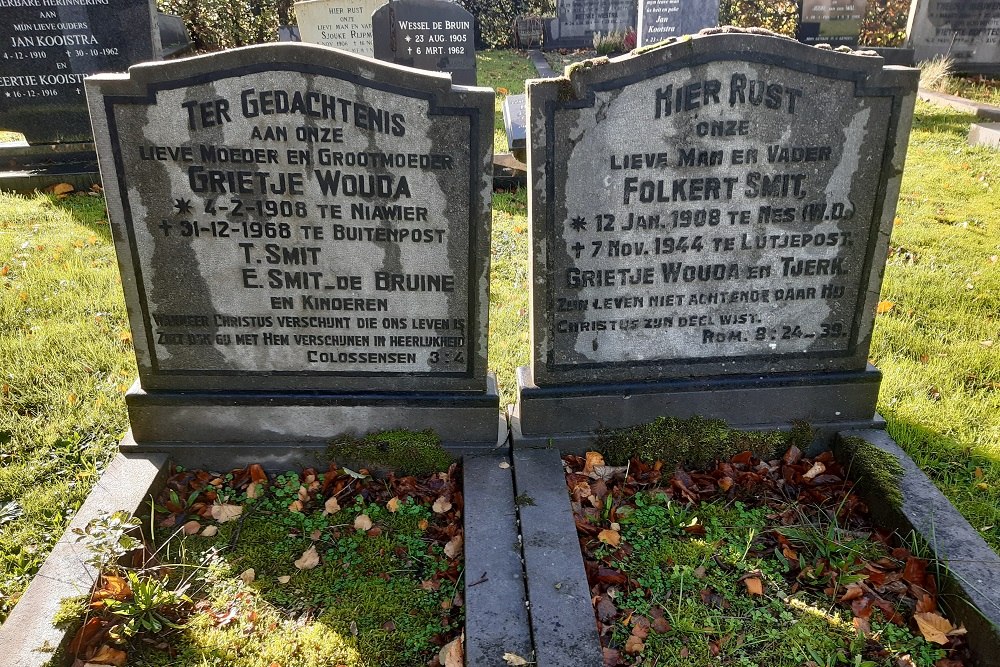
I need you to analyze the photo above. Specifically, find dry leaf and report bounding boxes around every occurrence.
[49,182,74,195]
[503,652,529,666]
[743,577,764,596]
[354,514,373,531]
[277,575,291,584]
[876,300,894,314]
[181,520,201,535]
[438,634,463,667]
[211,503,243,523]
[245,483,261,499]
[499,461,511,469]
[323,496,340,516]
[624,633,645,654]
[417,518,429,530]
[288,500,304,513]
[387,497,401,513]
[294,545,320,570]
[239,568,255,584]
[200,525,218,537]
[444,534,463,559]
[297,486,309,502]
[583,451,606,474]
[87,645,127,666]
[433,496,452,514]
[802,462,826,480]
[914,612,958,645]
[598,529,621,546]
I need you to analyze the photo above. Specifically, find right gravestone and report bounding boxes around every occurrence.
[907,0,1000,76]
[515,29,919,447]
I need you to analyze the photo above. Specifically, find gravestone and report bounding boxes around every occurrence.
[543,0,638,50]
[637,0,719,47]
[907,0,1000,76]
[85,43,500,453]
[797,0,866,47]
[372,0,476,85]
[295,0,386,56]
[0,0,160,192]
[514,29,919,447]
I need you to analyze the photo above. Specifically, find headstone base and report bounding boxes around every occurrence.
[122,374,504,464]
[512,364,885,450]
[968,122,1000,149]
[0,141,100,194]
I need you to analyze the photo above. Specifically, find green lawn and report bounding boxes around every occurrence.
[0,54,998,636]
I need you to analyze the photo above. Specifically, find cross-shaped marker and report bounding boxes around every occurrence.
[159,220,172,236]
[571,242,585,258]
[408,47,412,54]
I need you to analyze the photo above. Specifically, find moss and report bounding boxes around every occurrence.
[51,593,87,629]
[836,436,905,509]
[327,429,452,476]
[597,415,810,469]
[514,493,535,507]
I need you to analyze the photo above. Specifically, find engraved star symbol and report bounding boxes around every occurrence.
[570,215,587,232]
[173,198,193,215]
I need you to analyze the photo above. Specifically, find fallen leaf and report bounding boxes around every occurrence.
[239,568,255,584]
[503,652,529,666]
[743,576,764,596]
[497,86,510,95]
[499,461,511,469]
[49,182,74,195]
[583,451,606,474]
[287,499,304,513]
[438,634,463,667]
[182,520,201,535]
[294,545,320,570]
[433,496,452,514]
[444,534,463,559]
[200,525,218,537]
[354,514,373,531]
[387,497,401,512]
[323,496,341,516]
[211,503,243,523]
[87,645,127,666]
[598,529,621,546]
[245,483,261,499]
[624,633,644,654]
[277,575,291,584]
[876,300,895,314]
[802,462,826,480]
[297,486,309,502]
[417,518,429,530]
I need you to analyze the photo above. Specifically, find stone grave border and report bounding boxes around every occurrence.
[0,445,531,667]
[513,433,1000,667]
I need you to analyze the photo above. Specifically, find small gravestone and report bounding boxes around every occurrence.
[372,0,476,85]
[543,0,638,49]
[86,43,499,451]
[0,0,160,193]
[637,0,719,47]
[295,0,386,56]
[907,0,1000,76]
[515,30,918,447]
[797,0,866,47]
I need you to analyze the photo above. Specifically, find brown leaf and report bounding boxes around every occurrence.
[503,654,529,666]
[444,534,463,559]
[782,446,802,465]
[840,584,864,602]
[294,545,320,570]
[876,300,894,314]
[438,634,463,667]
[743,576,763,596]
[913,612,956,645]
[49,182,74,195]
[323,496,341,516]
[432,496,452,514]
[200,525,219,537]
[287,500,304,513]
[239,568,255,584]
[182,520,201,535]
[88,645,127,666]
[624,633,645,654]
[277,575,291,584]
[595,595,617,622]
[387,497,401,512]
[297,486,309,502]
[583,451,605,475]
[597,528,621,546]
[802,462,826,480]
[353,514,373,531]
[245,483,261,499]
[211,503,243,523]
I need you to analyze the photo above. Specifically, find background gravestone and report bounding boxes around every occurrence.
[86,43,499,453]
[637,0,719,47]
[543,0,638,49]
[907,0,1000,76]
[295,0,387,56]
[797,0,867,47]
[372,0,476,85]
[515,31,919,447]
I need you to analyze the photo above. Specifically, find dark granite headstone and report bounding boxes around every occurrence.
[907,0,1000,76]
[372,0,476,85]
[797,0,866,47]
[86,43,499,449]
[278,25,303,41]
[515,30,918,447]
[637,0,719,47]
[0,0,160,144]
[544,0,638,49]
[157,12,192,58]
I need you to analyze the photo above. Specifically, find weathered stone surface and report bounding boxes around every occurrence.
[372,0,476,85]
[0,0,160,144]
[637,0,719,47]
[87,44,494,394]
[797,0,866,47]
[526,32,918,387]
[295,0,385,57]
[907,0,1000,76]
[543,0,637,49]
[968,121,1000,148]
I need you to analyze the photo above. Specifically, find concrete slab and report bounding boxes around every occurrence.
[968,122,1000,149]
[0,452,169,667]
[528,49,556,78]
[835,429,1000,667]
[463,454,533,666]
[918,89,1000,120]
[513,448,603,667]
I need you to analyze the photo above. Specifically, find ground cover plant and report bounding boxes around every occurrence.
[566,436,973,666]
[63,459,465,666]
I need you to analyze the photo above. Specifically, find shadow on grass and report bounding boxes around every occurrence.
[47,191,112,243]
[912,107,978,138]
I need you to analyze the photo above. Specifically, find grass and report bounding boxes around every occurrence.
[476,50,538,156]
[0,50,997,645]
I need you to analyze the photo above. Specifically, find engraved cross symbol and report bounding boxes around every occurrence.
[571,242,585,258]
[159,220,172,236]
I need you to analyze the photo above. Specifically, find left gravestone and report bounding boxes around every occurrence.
[86,44,499,461]
[0,0,160,192]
